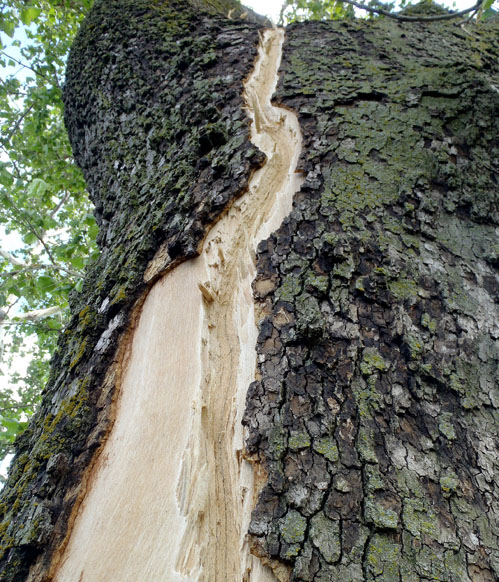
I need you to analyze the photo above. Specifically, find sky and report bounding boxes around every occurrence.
[245,0,282,21]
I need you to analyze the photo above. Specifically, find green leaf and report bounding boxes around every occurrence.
[27,177,50,198]
[20,7,42,26]
[46,319,62,330]
[70,255,85,270]
[0,417,27,439]
[35,275,56,293]
[0,19,16,38]
[23,232,38,245]
[88,223,99,239]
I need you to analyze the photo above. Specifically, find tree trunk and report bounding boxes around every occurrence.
[0,2,497,581]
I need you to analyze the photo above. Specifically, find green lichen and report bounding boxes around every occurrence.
[304,272,329,295]
[281,510,307,545]
[403,497,437,538]
[269,425,287,460]
[313,437,339,462]
[405,334,425,361]
[278,274,302,302]
[439,472,459,497]
[68,337,88,370]
[388,277,419,301]
[356,426,378,463]
[289,431,311,450]
[421,313,437,333]
[438,414,456,441]
[365,497,399,530]
[310,512,341,563]
[360,347,388,375]
[366,534,400,582]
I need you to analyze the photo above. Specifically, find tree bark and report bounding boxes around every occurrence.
[0,1,497,581]
[245,16,499,582]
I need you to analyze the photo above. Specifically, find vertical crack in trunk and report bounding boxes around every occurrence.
[50,28,302,582]
[175,28,302,582]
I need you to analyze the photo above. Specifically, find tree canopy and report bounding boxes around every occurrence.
[0,0,95,474]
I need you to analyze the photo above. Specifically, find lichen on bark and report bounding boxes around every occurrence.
[0,1,264,579]
[244,16,499,582]
[0,2,497,581]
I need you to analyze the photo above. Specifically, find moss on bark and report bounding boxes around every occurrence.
[244,15,499,582]
[0,1,263,579]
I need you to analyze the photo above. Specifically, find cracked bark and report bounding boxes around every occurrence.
[0,2,497,582]
[245,16,499,582]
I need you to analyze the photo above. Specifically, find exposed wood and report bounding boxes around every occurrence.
[51,28,302,582]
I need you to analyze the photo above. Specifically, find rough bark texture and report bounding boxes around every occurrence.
[0,2,497,582]
[0,1,264,580]
[244,14,499,582]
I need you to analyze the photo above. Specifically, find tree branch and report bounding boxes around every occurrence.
[0,405,32,414]
[0,190,62,273]
[0,103,36,146]
[48,190,70,221]
[336,0,484,21]
[0,249,24,267]
[0,262,82,278]
[0,51,51,81]
[10,305,63,322]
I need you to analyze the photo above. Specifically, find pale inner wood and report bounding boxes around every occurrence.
[52,28,302,582]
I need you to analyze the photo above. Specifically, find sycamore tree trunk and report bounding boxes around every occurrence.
[0,1,498,581]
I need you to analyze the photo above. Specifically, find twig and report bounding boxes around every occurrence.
[458,6,481,24]
[336,0,483,21]
[0,102,36,145]
[48,190,70,221]
[0,262,82,278]
[0,50,51,81]
[1,190,62,273]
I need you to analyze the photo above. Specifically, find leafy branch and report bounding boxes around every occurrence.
[280,0,496,23]
[335,0,484,21]
[0,0,96,477]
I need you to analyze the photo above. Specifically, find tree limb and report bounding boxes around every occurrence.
[0,51,51,81]
[336,0,484,21]
[0,249,24,267]
[48,191,71,221]
[10,305,63,322]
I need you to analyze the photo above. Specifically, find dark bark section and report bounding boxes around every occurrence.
[0,1,263,579]
[245,17,499,582]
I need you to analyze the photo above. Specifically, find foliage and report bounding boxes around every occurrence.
[280,0,356,21]
[0,0,96,477]
[280,0,498,23]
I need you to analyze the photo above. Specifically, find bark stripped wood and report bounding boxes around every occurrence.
[50,27,301,582]
[0,1,265,579]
